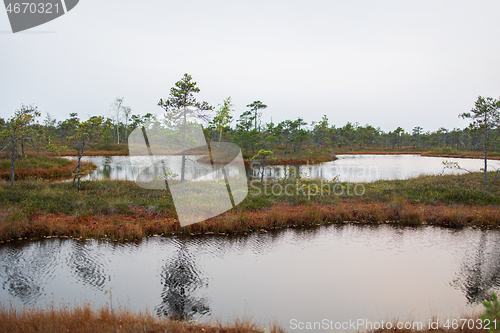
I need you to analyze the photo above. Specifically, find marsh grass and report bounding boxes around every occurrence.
[196,151,335,166]
[365,172,500,205]
[0,172,500,241]
[422,148,500,160]
[0,154,95,180]
[38,141,500,161]
[0,302,281,333]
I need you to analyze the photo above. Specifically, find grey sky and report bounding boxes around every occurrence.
[1,0,499,133]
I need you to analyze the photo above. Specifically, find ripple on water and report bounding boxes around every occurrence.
[0,225,498,325]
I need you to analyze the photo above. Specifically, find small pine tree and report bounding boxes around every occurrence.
[250,149,276,184]
[482,291,500,333]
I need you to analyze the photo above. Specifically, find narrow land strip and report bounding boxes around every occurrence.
[0,172,498,242]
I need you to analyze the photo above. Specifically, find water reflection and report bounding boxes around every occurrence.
[0,240,61,304]
[66,241,108,291]
[452,231,500,304]
[155,240,210,320]
[1,226,500,326]
[64,155,235,182]
[64,154,499,183]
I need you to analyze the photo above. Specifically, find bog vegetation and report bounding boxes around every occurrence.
[2,99,499,159]
[0,302,283,333]
[0,171,499,242]
[0,75,499,333]
[0,73,498,239]
[1,74,499,186]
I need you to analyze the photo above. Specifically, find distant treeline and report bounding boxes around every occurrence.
[206,115,500,155]
[1,110,499,156]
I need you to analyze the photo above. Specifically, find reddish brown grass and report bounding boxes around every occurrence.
[196,156,334,166]
[0,303,279,333]
[39,144,500,160]
[421,151,500,160]
[337,150,427,155]
[59,147,209,157]
[0,160,95,179]
[331,149,500,160]
[1,199,500,242]
[272,158,333,165]
[59,150,130,156]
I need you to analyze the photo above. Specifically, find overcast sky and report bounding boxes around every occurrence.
[1,0,500,133]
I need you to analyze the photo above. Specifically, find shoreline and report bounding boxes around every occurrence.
[0,154,96,181]
[0,167,499,243]
[0,301,488,333]
[7,150,496,181]
[56,149,500,160]
[336,150,500,160]
[0,302,280,333]
[1,198,499,243]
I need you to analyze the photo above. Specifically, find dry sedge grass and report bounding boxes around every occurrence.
[0,162,96,179]
[59,150,130,156]
[39,141,500,160]
[2,199,500,242]
[0,303,281,333]
[196,155,334,166]
[0,172,499,241]
[0,154,95,180]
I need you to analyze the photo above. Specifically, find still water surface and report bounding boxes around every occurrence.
[1,225,499,331]
[65,154,499,183]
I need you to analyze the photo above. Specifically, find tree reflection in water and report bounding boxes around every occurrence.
[66,240,107,291]
[0,240,62,304]
[452,231,500,304]
[155,241,210,320]
[0,239,109,305]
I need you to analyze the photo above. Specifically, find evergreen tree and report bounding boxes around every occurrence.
[157,73,212,192]
[460,96,500,185]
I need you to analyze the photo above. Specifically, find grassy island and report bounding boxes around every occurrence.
[0,170,499,242]
[0,154,95,181]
